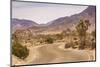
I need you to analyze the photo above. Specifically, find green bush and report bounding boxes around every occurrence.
[12,42,29,59]
[45,37,54,44]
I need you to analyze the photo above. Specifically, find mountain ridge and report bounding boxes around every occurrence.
[12,6,96,33]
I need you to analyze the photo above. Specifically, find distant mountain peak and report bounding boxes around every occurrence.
[12,18,39,32]
[80,6,96,16]
[12,6,96,33]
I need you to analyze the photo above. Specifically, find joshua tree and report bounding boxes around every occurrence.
[76,19,90,49]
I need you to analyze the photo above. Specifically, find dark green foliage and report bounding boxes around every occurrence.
[45,37,54,44]
[12,42,29,59]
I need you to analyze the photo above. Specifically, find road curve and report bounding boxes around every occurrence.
[13,43,94,65]
[26,44,91,64]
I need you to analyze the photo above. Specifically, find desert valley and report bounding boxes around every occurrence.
[12,5,96,66]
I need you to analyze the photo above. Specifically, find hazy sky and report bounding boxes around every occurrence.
[12,1,88,24]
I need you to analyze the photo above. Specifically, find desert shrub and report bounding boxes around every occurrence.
[55,34,63,40]
[83,40,90,49]
[12,42,29,59]
[83,38,96,49]
[91,38,96,49]
[71,42,78,49]
[73,37,78,40]
[78,45,85,50]
[72,46,77,49]
[91,42,96,49]
[65,43,71,48]
[45,37,54,44]
[91,30,96,49]
[91,30,96,39]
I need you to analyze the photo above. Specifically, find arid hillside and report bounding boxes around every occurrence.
[12,6,96,66]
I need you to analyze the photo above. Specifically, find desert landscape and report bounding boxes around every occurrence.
[12,1,96,66]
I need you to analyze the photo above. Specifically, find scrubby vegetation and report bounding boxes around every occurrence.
[91,30,96,49]
[76,19,91,49]
[45,37,54,44]
[12,19,96,59]
[12,42,29,59]
[63,19,96,50]
[65,43,71,48]
[12,32,29,59]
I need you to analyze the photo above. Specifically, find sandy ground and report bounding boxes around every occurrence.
[12,43,95,66]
